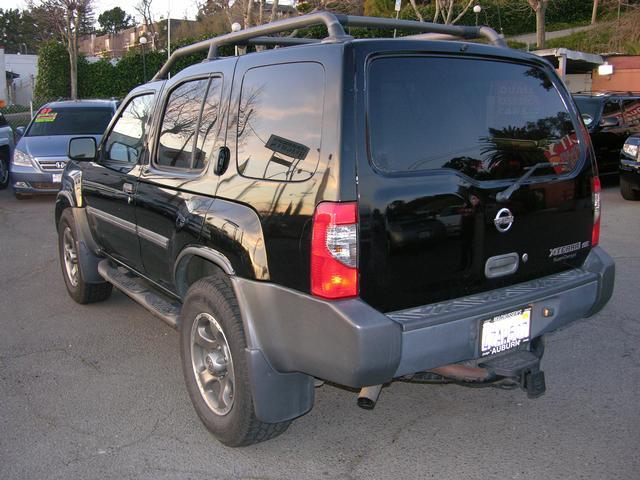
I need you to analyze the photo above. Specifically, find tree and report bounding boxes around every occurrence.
[591,0,599,23]
[526,0,549,48]
[98,7,133,35]
[29,0,94,100]
[0,8,41,54]
[135,0,156,45]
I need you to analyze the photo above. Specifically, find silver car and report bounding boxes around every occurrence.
[0,112,15,189]
[10,100,117,198]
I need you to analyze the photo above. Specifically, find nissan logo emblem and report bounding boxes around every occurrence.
[494,208,514,233]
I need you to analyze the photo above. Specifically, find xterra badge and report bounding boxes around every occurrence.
[549,241,591,261]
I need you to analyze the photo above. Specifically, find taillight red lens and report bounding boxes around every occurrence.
[311,202,358,299]
[592,176,601,247]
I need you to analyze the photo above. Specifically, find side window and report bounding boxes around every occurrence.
[622,99,640,128]
[104,94,155,164]
[602,99,622,124]
[236,62,325,182]
[156,79,209,170]
[194,77,223,170]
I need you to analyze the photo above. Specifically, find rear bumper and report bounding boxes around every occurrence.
[234,247,614,389]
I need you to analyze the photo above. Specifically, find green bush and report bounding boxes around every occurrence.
[33,41,70,101]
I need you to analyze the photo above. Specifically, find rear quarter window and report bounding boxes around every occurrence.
[367,56,582,181]
[235,62,325,182]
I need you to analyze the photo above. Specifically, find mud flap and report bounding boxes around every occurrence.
[245,348,315,423]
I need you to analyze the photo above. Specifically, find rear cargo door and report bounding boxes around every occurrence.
[357,54,595,313]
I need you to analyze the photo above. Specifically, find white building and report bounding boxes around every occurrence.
[0,48,39,106]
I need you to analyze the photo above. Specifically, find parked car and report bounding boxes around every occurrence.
[573,91,640,175]
[55,13,614,447]
[620,134,640,200]
[10,100,117,198]
[0,112,15,189]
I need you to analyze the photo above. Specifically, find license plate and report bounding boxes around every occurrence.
[480,307,531,357]
[52,173,62,183]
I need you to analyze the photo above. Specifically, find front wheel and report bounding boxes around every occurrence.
[58,209,112,304]
[620,177,640,201]
[179,275,290,446]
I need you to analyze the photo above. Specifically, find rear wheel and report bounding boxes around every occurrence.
[179,275,290,446]
[0,152,9,189]
[620,177,640,201]
[58,209,112,304]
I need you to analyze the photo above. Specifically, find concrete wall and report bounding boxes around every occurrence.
[592,56,640,92]
[564,73,593,93]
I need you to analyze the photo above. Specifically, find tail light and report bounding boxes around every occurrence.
[592,176,601,247]
[311,202,358,299]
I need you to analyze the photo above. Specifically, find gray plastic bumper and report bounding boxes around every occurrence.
[233,247,615,392]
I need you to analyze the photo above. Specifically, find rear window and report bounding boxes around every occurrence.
[368,56,581,181]
[26,107,113,136]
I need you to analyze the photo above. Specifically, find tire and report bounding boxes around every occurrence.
[179,275,290,446]
[620,177,640,201]
[58,209,112,304]
[0,152,9,190]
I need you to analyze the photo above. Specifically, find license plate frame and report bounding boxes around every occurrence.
[480,307,531,357]
[52,173,62,183]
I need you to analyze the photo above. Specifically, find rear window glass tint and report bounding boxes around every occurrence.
[236,62,324,182]
[27,107,113,136]
[368,57,581,181]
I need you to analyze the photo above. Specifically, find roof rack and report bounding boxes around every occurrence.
[152,12,506,81]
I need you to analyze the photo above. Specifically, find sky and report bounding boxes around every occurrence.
[5,0,296,22]
[5,0,201,22]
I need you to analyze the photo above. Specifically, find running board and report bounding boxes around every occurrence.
[97,260,181,328]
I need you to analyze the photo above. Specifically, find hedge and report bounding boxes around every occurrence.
[34,36,229,101]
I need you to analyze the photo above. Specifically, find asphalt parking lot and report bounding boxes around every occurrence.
[0,184,638,480]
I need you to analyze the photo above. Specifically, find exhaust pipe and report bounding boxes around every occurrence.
[357,384,382,410]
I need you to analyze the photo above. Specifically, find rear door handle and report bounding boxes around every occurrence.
[123,183,134,194]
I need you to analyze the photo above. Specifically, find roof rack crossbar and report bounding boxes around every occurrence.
[152,12,348,81]
[151,13,506,81]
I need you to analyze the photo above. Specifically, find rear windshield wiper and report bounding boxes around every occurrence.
[496,161,567,203]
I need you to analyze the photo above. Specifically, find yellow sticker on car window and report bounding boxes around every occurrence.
[34,108,58,123]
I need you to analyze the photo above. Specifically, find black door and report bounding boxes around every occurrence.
[82,92,156,271]
[592,98,627,174]
[136,75,227,292]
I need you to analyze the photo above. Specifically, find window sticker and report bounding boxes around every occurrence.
[34,108,58,123]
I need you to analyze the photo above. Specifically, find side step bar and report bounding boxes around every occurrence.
[97,260,181,328]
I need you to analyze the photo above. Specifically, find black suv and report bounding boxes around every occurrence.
[56,13,614,446]
[573,92,640,175]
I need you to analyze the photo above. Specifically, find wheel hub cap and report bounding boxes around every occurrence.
[190,312,235,415]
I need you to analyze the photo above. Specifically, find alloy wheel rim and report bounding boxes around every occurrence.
[190,312,235,415]
[62,227,79,287]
